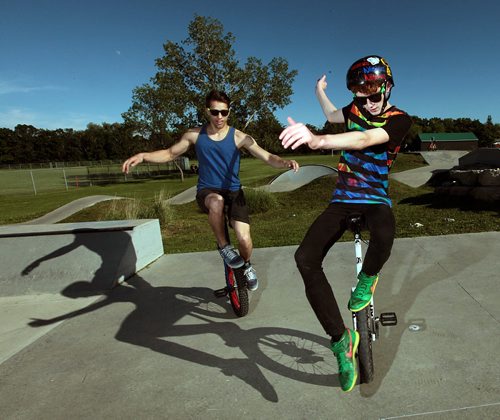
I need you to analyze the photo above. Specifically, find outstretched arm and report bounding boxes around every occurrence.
[28,297,111,327]
[122,128,199,174]
[280,117,389,151]
[316,75,344,124]
[22,242,79,275]
[237,131,299,172]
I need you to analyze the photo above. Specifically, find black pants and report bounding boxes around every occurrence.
[294,203,395,340]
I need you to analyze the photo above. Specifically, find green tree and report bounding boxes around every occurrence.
[0,128,15,164]
[122,15,297,143]
[245,114,286,154]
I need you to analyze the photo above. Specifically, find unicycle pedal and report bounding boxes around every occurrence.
[213,287,228,298]
[379,312,397,326]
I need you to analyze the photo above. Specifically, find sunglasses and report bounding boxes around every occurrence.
[208,108,230,117]
[353,91,384,106]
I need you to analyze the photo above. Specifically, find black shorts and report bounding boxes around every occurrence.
[196,188,250,224]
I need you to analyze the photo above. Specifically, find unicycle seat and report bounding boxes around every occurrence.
[347,213,364,233]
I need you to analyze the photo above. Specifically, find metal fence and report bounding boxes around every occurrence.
[0,157,191,195]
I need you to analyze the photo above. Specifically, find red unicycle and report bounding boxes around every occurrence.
[213,210,249,317]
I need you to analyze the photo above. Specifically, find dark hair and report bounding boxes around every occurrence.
[205,90,231,108]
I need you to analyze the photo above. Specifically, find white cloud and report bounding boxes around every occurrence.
[0,80,66,95]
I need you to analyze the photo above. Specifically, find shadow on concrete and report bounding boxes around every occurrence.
[359,244,485,397]
[21,229,137,296]
[28,275,338,403]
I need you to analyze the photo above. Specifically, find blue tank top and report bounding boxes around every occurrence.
[195,126,241,191]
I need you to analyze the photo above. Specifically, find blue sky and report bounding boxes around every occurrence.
[1,0,499,131]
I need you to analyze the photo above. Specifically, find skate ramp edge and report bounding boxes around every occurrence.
[0,220,164,297]
[260,164,336,193]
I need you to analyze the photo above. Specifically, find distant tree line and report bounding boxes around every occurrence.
[1,114,498,165]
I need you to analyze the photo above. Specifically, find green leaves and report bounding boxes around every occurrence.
[122,15,297,142]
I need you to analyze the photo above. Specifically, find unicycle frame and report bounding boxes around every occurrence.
[351,227,378,342]
[213,210,249,317]
[348,214,397,384]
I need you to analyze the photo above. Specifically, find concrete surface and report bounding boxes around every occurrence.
[1,231,499,419]
[391,151,468,188]
[0,220,164,297]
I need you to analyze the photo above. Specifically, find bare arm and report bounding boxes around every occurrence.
[122,128,200,174]
[237,130,299,172]
[316,75,344,124]
[280,117,389,151]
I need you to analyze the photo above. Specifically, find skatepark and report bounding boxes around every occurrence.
[0,153,499,419]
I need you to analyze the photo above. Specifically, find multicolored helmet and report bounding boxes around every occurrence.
[346,55,394,90]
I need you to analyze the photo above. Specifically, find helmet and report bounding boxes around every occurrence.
[346,55,394,91]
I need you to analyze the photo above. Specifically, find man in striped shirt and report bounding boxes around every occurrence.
[280,55,412,392]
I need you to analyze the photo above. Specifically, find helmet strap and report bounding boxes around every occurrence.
[380,82,391,115]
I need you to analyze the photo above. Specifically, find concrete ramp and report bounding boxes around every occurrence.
[391,151,469,188]
[21,195,122,224]
[0,219,164,297]
[166,186,197,205]
[419,150,468,167]
[259,164,336,193]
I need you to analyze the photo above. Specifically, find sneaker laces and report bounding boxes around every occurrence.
[244,264,256,277]
[219,245,236,260]
[352,277,372,299]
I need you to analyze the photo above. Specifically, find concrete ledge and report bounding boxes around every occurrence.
[0,219,164,297]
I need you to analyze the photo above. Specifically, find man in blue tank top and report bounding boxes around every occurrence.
[123,90,299,291]
[279,56,412,392]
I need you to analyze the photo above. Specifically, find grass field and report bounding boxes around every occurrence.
[0,162,187,195]
[2,153,496,255]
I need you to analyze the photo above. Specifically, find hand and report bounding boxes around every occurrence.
[122,153,144,174]
[316,74,328,93]
[280,117,322,150]
[285,159,300,172]
[28,318,54,327]
[22,262,39,275]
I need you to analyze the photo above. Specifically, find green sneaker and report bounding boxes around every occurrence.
[348,272,378,312]
[331,328,359,392]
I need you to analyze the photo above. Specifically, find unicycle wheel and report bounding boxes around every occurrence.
[226,266,249,317]
[355,307,374,384]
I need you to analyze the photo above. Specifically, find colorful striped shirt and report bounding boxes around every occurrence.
[331,103,412,206]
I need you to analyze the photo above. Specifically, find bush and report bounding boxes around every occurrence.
[103,197,141,220]
[102,189,175,227]
[146,189,175,226]
[244,188,278,214]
